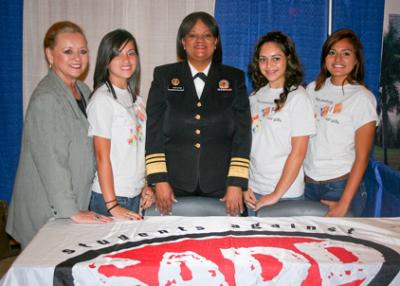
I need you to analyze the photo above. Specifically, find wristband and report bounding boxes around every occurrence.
[105,199,117,205]
[107,203,119,213]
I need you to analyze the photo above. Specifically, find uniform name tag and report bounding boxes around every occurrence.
[168,86,184,91]
[217,87,232,92]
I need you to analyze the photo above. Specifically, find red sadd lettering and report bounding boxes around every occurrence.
[69,236,384,285]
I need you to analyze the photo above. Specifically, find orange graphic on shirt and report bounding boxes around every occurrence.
[262,106,272,117]
[321,106,329,117]
[320,103,343,117]
[333,103,342,113]
[251,114,261,133]
[127,123,143,145]
[251,114,259,122]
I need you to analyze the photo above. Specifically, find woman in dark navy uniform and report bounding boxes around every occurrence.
[146,12,251,216]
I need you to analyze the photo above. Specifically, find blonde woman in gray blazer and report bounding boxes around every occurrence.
[6,21,111,249]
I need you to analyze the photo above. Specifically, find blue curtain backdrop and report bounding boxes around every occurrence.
[215,0,328,92]
[215,0,396,216]
[330,2,397,216]
[0,0,23,204]
[332,0,385,98]
[215,0,384,97]
[0,0,388,204]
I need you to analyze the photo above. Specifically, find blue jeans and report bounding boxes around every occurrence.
[246,192,304,217]
[304,179,367,216]
[89,191,141,216]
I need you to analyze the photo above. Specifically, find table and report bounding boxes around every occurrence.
[1,216,400,285]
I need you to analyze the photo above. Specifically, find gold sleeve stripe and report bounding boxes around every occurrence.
[146,161,167,175]
[146,158,166,164]
[228,165,249,179]
[230,162,249,168]
[230,157,250,164]
[145,153,166,160]
[230,159,250,169]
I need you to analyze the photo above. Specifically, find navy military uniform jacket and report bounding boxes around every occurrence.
[146,61,251,194]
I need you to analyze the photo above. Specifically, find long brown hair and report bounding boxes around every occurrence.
[249,31,303,111]
[92,29,140,102]
[315,28,365,90]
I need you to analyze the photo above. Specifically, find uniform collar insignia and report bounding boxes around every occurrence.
[217,79,232,91]
[168,78,184,92]
[171,78,180,86]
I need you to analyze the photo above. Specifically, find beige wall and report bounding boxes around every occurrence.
[23,0,215,113]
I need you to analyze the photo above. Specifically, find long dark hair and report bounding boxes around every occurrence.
[176,11,222,63]
[249,31,303,111]
[315,28,365,90]
[93,29,141,102]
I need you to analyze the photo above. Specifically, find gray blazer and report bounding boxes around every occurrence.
[6,70,95,248]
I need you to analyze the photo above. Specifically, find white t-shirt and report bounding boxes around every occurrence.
[87,84,146,198]
[249,85,316,198]
[304,79,379,181]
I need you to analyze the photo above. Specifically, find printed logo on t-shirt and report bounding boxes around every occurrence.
[251,114,261,133]
[262,105,277,117]
[320,103,342,117]
[251,104,279,133]
[127,123,143,145]
[262,104,280,123]
[136,109,146,122]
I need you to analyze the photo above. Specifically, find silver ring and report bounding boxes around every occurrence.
[94,215,100,220]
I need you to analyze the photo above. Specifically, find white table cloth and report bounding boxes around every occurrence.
[2,216,400,285]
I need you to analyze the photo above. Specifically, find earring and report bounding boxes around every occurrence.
[49,63,53,69]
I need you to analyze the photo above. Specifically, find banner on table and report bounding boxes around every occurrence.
[3,216,400,285]
[53,217,400,286]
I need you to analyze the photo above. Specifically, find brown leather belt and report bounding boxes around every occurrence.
[304,173,349,184]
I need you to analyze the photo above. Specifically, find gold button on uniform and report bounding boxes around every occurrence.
[197,101,202,107]
[194,143,201,149]
[195,129,200,135]
[195,114,201,120]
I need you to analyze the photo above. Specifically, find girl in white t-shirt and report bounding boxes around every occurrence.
[87,29,154,220]
[304,29,378,217]
[245,32,315,215]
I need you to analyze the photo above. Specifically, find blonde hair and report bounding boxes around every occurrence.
[43,21,85,49]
